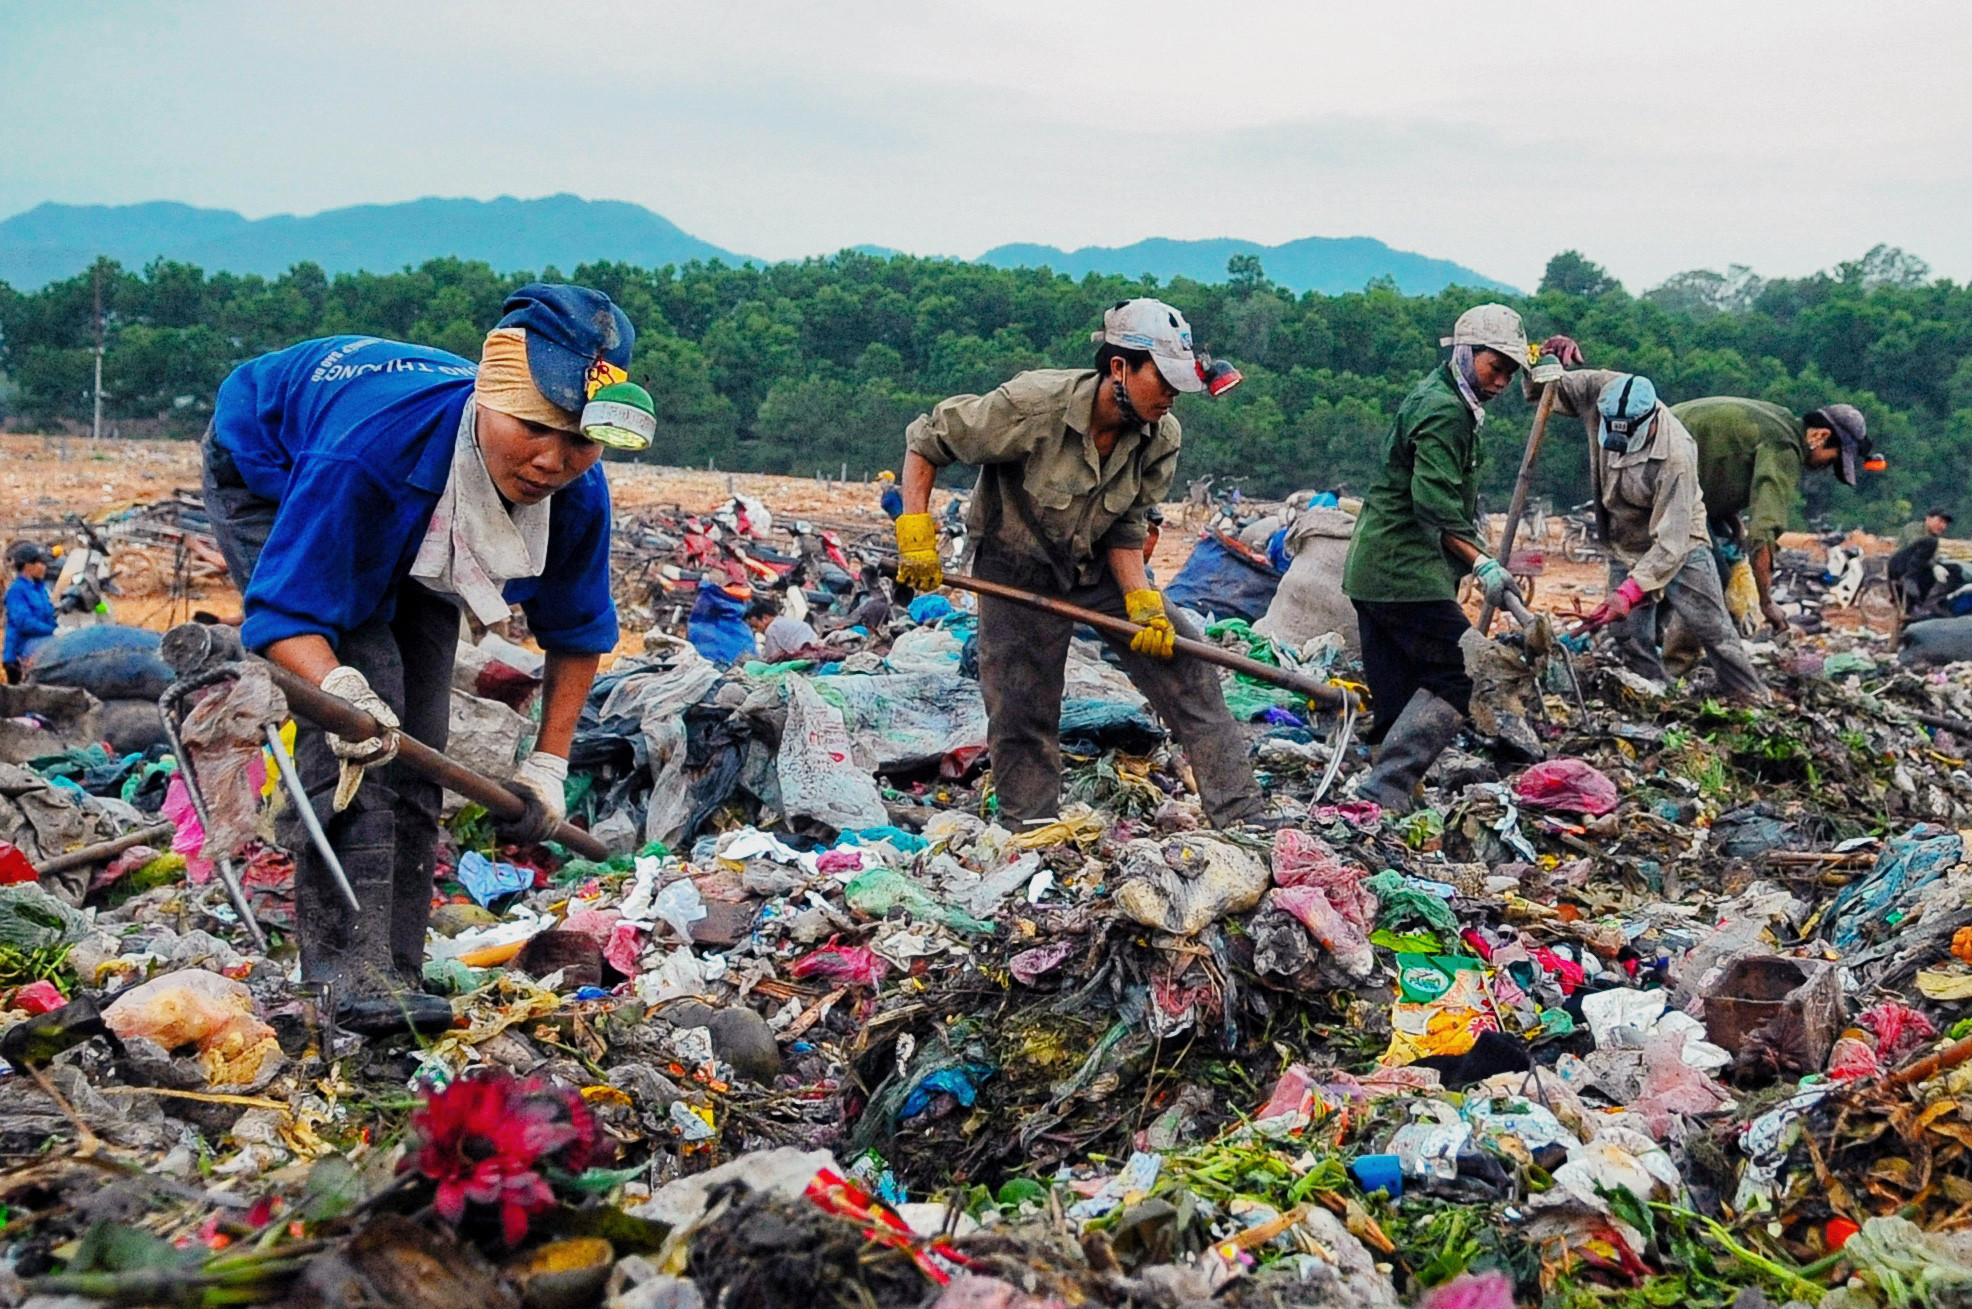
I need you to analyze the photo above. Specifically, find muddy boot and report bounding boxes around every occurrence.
[1351,690,1464,816]
[299,815,449,1037]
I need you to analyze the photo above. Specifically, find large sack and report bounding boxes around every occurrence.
[1165,532,1283,623]
[30,625,174,702]
[1900,617,1972,668]
[1254,506,1361,653]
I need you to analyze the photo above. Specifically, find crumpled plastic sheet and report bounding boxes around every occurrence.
[844,866,994,935]
[454,850,533,907]
[594,649,722,848]
[178,661,284,862]
[790,939,890,985]
[1858,1000,1938,1064]
[779,678,889,832]
[1008,939,1076,985]
[812,671,988,771]
[1512,758,1619,817]
[1823,823,1964,951]
[1629,1031,1735,1137]
[1364,870,1461,936]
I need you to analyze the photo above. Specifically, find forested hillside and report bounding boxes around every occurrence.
[1,244,1964,532]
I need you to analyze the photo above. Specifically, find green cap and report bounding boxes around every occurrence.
[580,381,657,451]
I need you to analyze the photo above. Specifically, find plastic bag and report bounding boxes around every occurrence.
[455,851,532,907]
[1112,834,1269,936]
[790,939,889,986]
[843,867,993,935]
[654,878,708,941]
[1268,885,1374,980]
[1859,1001,1938,1063]
[778,679,889,832]
[1513,758,1619,817]
[102,968,281,1085]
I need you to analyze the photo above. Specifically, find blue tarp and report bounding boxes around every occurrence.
[1165,533,1283,623]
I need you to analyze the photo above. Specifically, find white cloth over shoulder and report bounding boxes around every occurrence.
[410,404,551,624]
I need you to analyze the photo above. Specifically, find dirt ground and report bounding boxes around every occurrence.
[0,432,1916,641]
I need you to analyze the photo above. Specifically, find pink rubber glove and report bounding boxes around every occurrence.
[1586,576,1646,628]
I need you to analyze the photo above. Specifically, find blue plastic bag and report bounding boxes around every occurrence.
[686,581,755,665]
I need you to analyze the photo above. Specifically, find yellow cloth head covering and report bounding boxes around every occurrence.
[475,327,580,432]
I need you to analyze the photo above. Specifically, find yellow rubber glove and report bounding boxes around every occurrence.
[1125,588,1176,659]
[893,513,942,591]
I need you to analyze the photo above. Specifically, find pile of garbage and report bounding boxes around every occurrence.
[17,509,1972,1308]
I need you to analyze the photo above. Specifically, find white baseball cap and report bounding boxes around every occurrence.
[1440,303,1532,370]
[1092,298,1220,395]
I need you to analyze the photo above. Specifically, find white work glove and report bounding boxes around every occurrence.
[320,665,400,812]
[512,751,569,826]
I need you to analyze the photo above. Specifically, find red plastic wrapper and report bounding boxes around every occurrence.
[805,1166,968,1285]
[1827,1035,1882,1081]
[0,842,36,886]
[1858,1001,1938,1063]
[1513,758,1620,817]
[790,937,890,986]
[9,980,64,1014]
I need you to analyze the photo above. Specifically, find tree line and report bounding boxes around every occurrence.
[1,242,1966,533]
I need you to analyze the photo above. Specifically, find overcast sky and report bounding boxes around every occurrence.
[3,1,1967,291]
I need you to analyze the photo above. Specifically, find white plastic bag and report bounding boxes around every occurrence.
[777,679,888,831]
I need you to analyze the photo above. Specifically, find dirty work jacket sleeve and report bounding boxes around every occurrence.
[904,388,1037,469]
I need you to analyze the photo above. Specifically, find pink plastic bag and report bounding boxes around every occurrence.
[790,938,889,986]
[1268,885,1374,979]
[1630,1031,1732,1137]
[1828,1035,1883,1081]
[1008,940,1076,986]
[1513,758,1619,816]
[1270,830,1377,930]
[1858,1001,1937,1063]
[161,775,212,884]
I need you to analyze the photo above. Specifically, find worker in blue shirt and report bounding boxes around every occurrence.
[204,283,656,1035]
[3,544,58,683]
[878,469,904,520]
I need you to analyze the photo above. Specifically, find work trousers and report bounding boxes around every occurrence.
[1609,551,1767,701]
[203,433,458,991]
[1351,598,1474,741]
[974,569,1262,829]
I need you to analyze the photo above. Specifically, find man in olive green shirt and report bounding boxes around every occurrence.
[1342,304,1534,814]
[892,299,1267,830]
[1895,509,1953,550]
[1674,396,1876,633]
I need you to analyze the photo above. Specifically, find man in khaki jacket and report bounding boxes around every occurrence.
[890,299,1269,830]
[1533,349,1767,701]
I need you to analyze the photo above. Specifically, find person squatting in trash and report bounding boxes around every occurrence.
[892,297,1274,830]
[1527,344,1768,703]
[1341,304,1534,815]
[203,284,658,1036]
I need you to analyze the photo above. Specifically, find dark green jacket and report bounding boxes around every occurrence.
[1343,365,1483,602]
[1673,397,1804,552]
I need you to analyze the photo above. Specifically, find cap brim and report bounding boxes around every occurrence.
[1152,351,1204,394]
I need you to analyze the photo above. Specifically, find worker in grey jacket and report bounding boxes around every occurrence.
[1532,348,1767,702]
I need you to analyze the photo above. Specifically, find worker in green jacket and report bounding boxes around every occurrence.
[1341,304,1534,813]
[1673,396,1878,634]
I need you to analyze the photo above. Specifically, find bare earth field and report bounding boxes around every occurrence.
[0,432,1904,641]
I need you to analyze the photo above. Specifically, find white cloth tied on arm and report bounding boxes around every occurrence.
[410,404,551,625]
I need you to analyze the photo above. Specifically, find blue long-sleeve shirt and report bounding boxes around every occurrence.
[3,575,56,665]
[211,336,618,655]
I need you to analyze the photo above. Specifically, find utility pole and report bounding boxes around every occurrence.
[91,261,104,441]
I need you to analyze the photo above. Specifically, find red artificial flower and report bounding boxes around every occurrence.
[401,1070,591,1247]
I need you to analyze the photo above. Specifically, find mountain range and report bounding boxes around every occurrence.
[0,194,1513,295]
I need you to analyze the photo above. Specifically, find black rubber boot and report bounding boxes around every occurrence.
[1353,690,1465,816]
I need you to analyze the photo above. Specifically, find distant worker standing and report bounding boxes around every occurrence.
[205,284,654,1034]
[893,298,1269,829]
[1525,347,1767,701]
[1896,508,1954,550]
[3,544,58,684]
[877,470,905,521]
[1342,304,1532,813]
[1674,395,1880,634]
